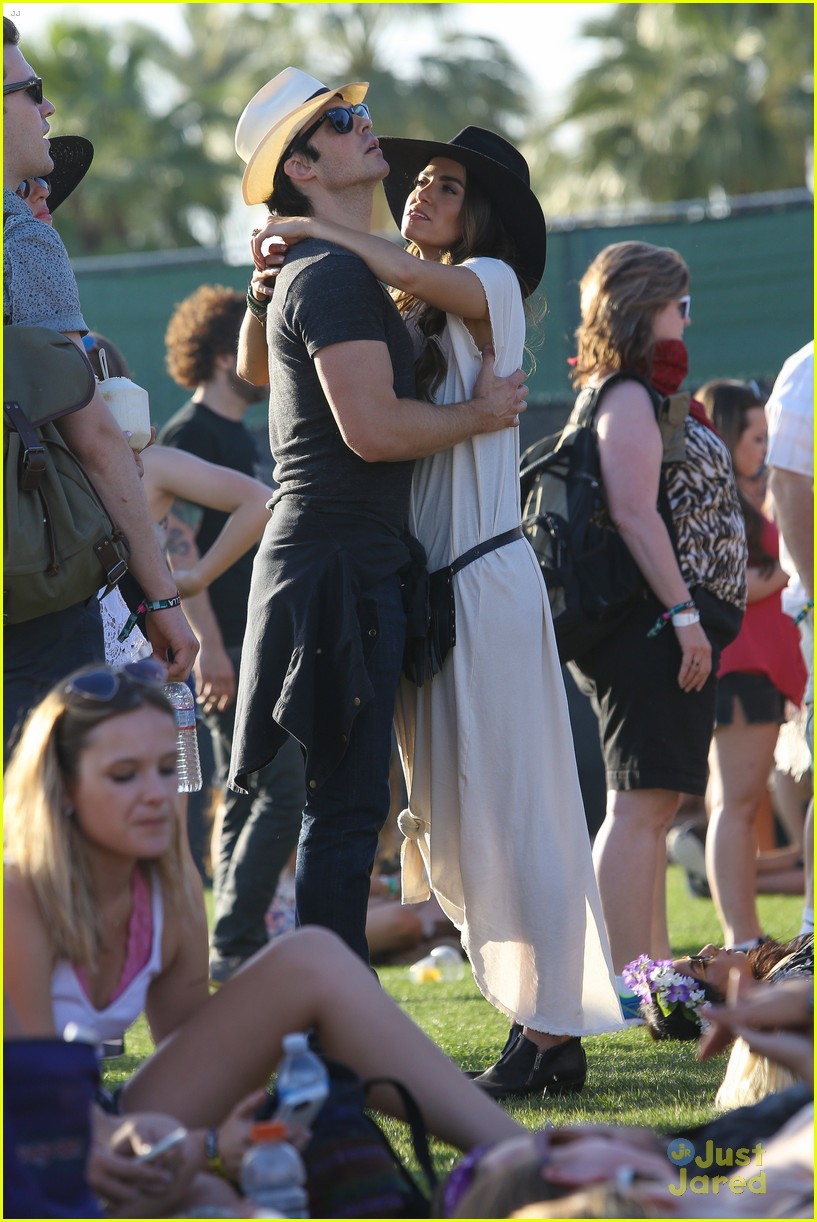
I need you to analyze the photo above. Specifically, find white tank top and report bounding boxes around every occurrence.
[51,872,164,1043]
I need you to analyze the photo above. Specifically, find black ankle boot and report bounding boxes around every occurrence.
[472,1034,586,1101]
[463,1022,522,1079]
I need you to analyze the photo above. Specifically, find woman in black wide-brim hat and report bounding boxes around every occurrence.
[250,126,623,1099]
[15,134,93,223]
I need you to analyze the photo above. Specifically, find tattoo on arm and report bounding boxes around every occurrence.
[164,504,204,561]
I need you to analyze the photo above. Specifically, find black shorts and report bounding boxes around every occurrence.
[715,672,785,727]
[569,591,739,796]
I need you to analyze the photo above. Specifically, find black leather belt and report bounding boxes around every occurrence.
[448,526,524,576]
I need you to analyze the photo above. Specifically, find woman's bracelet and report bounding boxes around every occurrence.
[647,599,696,638]
[246,286,269,321]
[118,594,182,643]
[793,599,814,626]
[204,1127,229,1179]
[671,609,701,629]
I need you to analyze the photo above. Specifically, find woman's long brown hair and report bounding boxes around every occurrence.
[391,173,536,401]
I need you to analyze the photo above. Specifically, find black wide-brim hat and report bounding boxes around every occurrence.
[379,126,546,297]
[46,135,94,211]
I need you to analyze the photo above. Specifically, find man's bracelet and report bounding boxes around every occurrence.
[117,594,182,643]
[246,286,269,321]
[143,594,182,613]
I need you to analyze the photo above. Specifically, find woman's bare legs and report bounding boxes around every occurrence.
[366,899,425,958]
[706,711,779,946]
[592,788,680,971]
[121,927,523,1150]
[800,798,813,934]
[755,864,806,894]
[770,767,809,850]
[649,840,672,961]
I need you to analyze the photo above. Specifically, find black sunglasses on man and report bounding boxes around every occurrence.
[3,76,43,105]
[282,103,371,163]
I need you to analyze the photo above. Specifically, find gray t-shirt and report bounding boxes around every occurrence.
[3,189,86,333]
[266,237,415,531]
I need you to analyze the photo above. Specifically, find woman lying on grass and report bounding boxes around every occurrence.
[624,935,813,1111]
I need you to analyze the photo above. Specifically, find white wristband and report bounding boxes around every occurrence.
[672,610,701,628]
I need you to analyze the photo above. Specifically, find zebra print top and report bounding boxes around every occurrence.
[665,416,747,610]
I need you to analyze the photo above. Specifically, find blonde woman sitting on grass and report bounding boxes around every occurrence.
[4,662,525,1210]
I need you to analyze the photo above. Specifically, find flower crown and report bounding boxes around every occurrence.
[622,955,709,1030]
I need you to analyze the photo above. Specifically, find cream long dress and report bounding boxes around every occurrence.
[394,257,622,1035]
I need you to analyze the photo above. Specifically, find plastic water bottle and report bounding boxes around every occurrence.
[275,1032,329,1129]
[409,944,466,983]
[240,1121,308,1218]
[163,681,202,793]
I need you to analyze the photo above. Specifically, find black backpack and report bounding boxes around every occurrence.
[521,371,675,664]
[260,1058,437,1217]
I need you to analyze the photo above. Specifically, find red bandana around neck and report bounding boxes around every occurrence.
[567,341,719,434]
[652,339,719,434]
[650,339,688,396]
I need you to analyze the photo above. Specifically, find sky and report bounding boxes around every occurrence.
[8,2,612,114]
[7,2,614,252]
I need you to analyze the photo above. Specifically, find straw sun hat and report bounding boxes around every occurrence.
[235,67,368,205]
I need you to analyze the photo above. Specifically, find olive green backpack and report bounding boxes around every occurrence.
[3,325,129,625]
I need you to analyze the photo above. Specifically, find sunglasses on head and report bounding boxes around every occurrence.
[3,76,43,105]
[677,294,692,322]
[284,102,371,160]
[64,659,168,704]
[16,176,50,201]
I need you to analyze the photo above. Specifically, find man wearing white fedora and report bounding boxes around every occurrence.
[229,67,527,962]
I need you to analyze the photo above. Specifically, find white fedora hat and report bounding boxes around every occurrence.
[236,67,369,205]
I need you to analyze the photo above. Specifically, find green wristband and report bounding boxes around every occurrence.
[118,594,181,643]
[246,286,268,321]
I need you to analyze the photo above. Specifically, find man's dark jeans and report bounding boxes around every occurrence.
[4,596,104,762]
[295,575,407,963]
[209,647,305,962]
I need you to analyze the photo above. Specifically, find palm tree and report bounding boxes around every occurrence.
[26,5,532,254]
[529,3,813,210]
[281,5,532,229]
[27,16,246,253]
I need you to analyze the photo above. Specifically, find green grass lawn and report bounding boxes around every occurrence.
[104,866,803,1176]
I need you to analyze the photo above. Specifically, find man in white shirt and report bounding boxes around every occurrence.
[766,340,813,935]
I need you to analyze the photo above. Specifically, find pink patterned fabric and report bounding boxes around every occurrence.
[75,868,153,1003]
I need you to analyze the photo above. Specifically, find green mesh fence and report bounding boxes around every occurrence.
[74,202,813,450]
